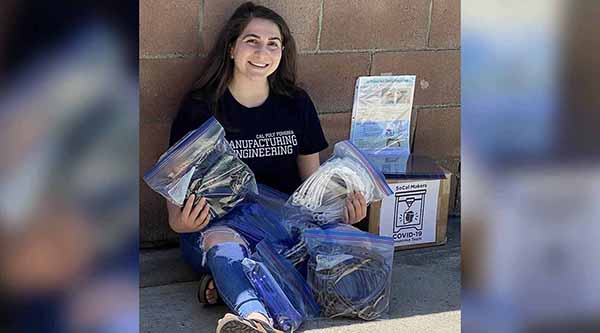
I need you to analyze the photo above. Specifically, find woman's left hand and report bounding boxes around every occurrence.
[343,191,367,224]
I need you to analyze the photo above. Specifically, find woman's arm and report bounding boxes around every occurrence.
[296,152,321,181]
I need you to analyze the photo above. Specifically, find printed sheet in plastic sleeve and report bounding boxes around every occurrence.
[349,75,416,156]
[350,75,416,175]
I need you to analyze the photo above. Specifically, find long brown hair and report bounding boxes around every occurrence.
[190,2,299,121]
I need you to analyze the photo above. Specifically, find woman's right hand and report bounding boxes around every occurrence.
[167,194,211,233]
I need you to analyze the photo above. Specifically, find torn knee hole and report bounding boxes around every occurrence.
[201,228,247,250]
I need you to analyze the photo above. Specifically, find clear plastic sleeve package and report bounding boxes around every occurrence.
[242,257,303,332]
[304,228,394,320]
[143,117,257,218]
[285,140,393,228]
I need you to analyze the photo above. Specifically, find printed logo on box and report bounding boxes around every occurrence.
[392,188,426,242]
[379,180,440,246]
[393,189,426,233]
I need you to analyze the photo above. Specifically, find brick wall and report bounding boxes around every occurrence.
[140,0,461,245]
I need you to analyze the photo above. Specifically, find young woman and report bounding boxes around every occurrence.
[167,2,367,332]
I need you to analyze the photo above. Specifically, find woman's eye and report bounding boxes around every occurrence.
[268,42,280,48]
[246,39,257,44]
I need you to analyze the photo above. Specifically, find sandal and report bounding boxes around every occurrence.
[216,313,282,333]
[197,274,223,305]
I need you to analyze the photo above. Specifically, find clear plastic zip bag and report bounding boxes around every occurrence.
[280,223,363,272]
[285,140,392,226]
[209,201,295,252]
[241,257,303,332]
[304,228,394,320]
[254,241,321,320]
[143,117,257,218]
[246,183,290,221]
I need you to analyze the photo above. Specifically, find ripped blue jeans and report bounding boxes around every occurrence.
[179,225,269,320]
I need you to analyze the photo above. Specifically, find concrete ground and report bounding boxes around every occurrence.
[140,218,461,333]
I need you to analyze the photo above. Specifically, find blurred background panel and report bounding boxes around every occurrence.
[462,1,600,332]
[0,1,138,332]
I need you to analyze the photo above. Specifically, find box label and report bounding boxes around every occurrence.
[379,179,440,246]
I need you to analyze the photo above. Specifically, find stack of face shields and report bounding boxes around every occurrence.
[285,140,392,228]
[304,228,394,320]
[143,117,257,218]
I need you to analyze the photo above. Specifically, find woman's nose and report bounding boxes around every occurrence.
[253,43,269,53]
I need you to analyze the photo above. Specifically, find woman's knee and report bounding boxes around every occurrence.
[201,226,247,250]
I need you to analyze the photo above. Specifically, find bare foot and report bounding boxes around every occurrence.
[206,279,219,304]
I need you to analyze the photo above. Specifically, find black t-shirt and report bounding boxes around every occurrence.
[169,88,328,195]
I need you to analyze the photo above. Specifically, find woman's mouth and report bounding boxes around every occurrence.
[248,61,269,69]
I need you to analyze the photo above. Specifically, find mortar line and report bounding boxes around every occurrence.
[416,103,461,109]
[317,109,354,115]
[314,105,460,116]
[140,53,198,59]
[426,0,434,47]
[299,47,459,55]
[315,0,325,53]
[198,0,205,55]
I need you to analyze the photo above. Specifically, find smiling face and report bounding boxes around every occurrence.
[230,18,283,82]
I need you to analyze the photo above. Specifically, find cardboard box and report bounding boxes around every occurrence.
[368,168,451,250]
